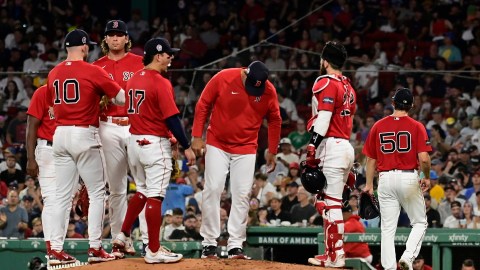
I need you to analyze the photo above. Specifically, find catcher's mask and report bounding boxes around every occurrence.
[300,161,327,194]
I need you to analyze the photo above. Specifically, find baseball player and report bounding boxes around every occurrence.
[47,29,125,263]
[92,19,146,258]
[191,61,282,259]
[305,41,356,268]
[112,37,196,264]
[26,85,76,265]
[362,88,431,270]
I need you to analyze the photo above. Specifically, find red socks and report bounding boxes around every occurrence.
[145,198,162,253]
[45,240,51,253]
[121,192,147,236]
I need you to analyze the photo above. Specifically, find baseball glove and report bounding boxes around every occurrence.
[75,184,89,218]
[358,191,380,220]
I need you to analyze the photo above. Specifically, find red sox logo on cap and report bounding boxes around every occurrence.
[112,21,119,28]
[254,80,261,87]
[81,37,86,44]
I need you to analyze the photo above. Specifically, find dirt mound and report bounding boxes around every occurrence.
[75,258,341,270]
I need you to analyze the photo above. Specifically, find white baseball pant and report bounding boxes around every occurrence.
[127,135,172,198]
[99,121,147,241]
[200,145,256,251]
[378,170,427,269]
[50,126,107,250]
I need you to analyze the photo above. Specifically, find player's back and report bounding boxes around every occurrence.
[48,60,113,127]
[370,115,425,170]
[126,69,179,137]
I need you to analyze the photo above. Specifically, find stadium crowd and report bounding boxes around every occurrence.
[0,0,480,268]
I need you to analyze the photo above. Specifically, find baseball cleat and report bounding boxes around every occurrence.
[87,247,116,263]
[111,247,125,259]
[46,250,77,265]
[399,258,412,270]
[201,245,218,259]
[144,246,183,264]
[308,253,345,267]
[227,248,251,260]
[112,232,136,255]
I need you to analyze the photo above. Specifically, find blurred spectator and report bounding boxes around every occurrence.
[290,186,316,225]
[287,162,301,185]
[424,194,441,228]
[18,175,41,206]
[169,214,202,241]
[163,208,184,241]
[159,210,173,242]
[30,217,44,238]
[3,81,27,113]
[354,53,379,109]
[277,90,299,122]
[21,195,41,227]
[126,9,149,43]
[438,33,462,64]
[265,47,286,78]
[0,154,26,191]
[266,197,290,223]
[259,148,288,183]
[6,106,28,145]
[439,184,466,223]
[254,172,277,207]
[287,118,310,152]
[66,221,84,238]
[257,207,268,226]
[22,45,45,73]
[462,259,476,270]
[276,138,299,167]
[443,200,464,228]
[247,197,260,226]
[162,177,194,215]
[412,253,432,270]
[473,191,480,216]
[342,204,372,264]
[281,181,299,213]
[348,194,359,215]
[462,201,479,229]
[0,189,28,238]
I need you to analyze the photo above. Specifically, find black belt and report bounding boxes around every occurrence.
[46,141,53,146]
[380,169,415,173]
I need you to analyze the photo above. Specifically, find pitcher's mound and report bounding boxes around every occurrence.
[76,258,342,270]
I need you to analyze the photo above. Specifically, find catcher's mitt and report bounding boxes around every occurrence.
[358,191,380,220]
[75,184,89,218]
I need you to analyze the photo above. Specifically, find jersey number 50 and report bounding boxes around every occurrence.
[379,131,411,153]
[127,89,145,114]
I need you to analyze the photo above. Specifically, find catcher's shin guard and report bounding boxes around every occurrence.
[315,194,342,219]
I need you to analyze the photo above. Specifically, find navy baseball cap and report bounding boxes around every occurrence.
[245,61,269,97]
[64,29,97,47]
[105,20,128,35]
[392,88,413,107]
[144,37,180,56]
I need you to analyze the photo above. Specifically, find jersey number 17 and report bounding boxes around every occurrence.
[127,89,145,114]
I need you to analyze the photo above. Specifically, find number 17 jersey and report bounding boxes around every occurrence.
[362,115,432,171]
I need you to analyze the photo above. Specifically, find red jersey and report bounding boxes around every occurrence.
[191,68,282,154]
[47,60,121,127]
[126,69,179,137]
[93,53,143,117]
[307,75,356,139]
[344,215,372,259]
[362,115,432,171]
[26,85,55,141]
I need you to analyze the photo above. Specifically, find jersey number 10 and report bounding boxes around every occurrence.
[379,131,412,153]
[127,89,145,114]
[53,79,80,104]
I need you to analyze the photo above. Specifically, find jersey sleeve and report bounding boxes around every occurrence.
[266,82,282,155]
[416,122,432,153]
[157,81,180,120]
[362,124,378,159]
[27,86,46,120]
[191,71,221,137]
[93,66,121,98]
[313,77,337,112]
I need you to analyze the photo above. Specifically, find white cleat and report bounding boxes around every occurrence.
[399,258,412,270]
[308,253,345,268]
[112,232,136,255]
[144,246,183,264]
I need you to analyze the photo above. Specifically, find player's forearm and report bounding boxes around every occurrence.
[365,157,376,188]
[267,110,282,155]
[191,99,212,137]
[26,116,40,160]
[165,115,190,149]
[111,89,125,105]
[418,152,431,178]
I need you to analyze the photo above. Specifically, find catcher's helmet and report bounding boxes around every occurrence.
[300,161,327,194]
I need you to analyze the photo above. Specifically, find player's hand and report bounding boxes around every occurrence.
[169,136,179,159]
[305,144,320,168]
[184,147,196,166]
[265,151,277,173]
[420,178,430,193]
[191,137,205,157]
[26,159,39,178]
[363,184,374,195]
